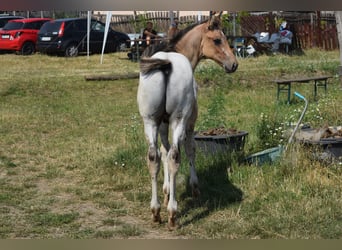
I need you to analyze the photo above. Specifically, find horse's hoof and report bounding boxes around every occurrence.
[167,217,179,230]
[152,214,162,224]
[151,208,161,223]
[192,188,200,199]
[167,211,178,230]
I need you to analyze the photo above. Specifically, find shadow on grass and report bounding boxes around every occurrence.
[178,153,244,227]
[106,137,243,228]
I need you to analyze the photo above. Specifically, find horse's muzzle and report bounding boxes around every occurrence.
[224,62,238,73]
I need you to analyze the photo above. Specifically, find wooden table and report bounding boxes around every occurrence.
[274,75,332,103]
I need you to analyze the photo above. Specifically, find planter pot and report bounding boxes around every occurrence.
[194,130,248,156]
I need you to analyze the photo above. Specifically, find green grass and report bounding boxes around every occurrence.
[0,50,341,238]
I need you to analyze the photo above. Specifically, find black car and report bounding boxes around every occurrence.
[0,15,24,29]
[36,17,130,56]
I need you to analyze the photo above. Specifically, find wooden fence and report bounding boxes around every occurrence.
[94,11,209,34]
[295,23,338,50]
[93,11,339,51]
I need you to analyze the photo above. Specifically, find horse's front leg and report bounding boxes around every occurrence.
[160,121,170,207]
[184,127,200,198]
[185,104,200,198]
[144,120,161,223]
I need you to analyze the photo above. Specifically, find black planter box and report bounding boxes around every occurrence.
[194,131,248,155]
[296,127,342,159]
[304,138,342,159]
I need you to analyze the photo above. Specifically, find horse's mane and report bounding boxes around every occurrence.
[141,21,207,57]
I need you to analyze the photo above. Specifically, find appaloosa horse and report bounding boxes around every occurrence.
[137,12,238,229]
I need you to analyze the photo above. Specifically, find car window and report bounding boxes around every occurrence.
[39,21,61,33]
[0,17,22,28]
[74,20,87,31]
[0,20,6,27]
[91,21,105,32]
[3,21,23,30]
[24,22,39,30]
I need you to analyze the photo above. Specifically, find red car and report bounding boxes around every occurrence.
[0,18,51,55]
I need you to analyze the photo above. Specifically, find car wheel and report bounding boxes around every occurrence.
[20,42,35,55]
[65,44,79,57]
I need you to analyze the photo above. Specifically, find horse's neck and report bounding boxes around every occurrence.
[175,25,204,70]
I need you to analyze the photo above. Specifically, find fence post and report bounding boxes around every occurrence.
[316,11,322,49]
[335,11,342,88]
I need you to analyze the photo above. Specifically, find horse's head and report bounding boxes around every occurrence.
[201,12,238,73]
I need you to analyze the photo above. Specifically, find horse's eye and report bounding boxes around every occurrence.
[214,39,221,45]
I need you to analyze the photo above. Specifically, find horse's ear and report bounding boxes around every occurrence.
[209,11,222,17]
[208,11,222,30]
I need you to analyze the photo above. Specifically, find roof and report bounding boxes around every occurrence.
[47,17,103,23]
[99,11,212,17]
[50,17,86,22]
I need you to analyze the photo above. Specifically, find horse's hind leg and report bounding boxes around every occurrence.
[167,120,187,229]
[160,121,170,207]
[167,143,180,228]
[144,120,161,223]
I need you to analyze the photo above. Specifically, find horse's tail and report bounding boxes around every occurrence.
[140,57,172,75]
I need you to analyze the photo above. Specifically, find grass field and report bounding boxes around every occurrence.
[0,50,341,238]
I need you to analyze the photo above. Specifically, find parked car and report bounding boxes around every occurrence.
[36,18,131,57]
[0,15,24,30]
[0,18,51,55]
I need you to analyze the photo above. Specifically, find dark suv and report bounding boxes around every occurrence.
[36,18,130,56]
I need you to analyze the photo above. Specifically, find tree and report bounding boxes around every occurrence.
[335,11,342,88]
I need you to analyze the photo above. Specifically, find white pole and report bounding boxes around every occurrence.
[100,11,112,64]
[169,11,174,25]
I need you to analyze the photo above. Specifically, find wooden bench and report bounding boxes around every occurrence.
[274,75,332,103]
